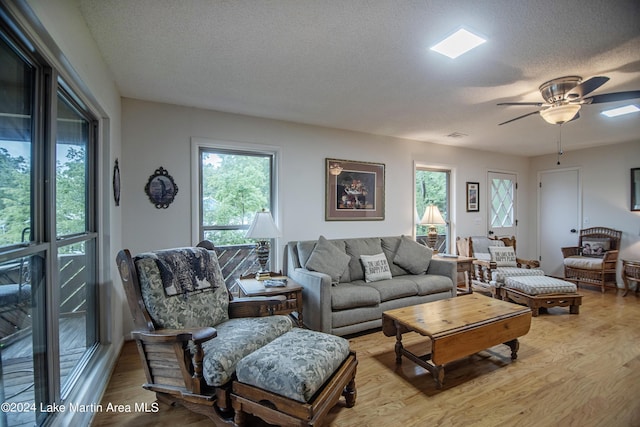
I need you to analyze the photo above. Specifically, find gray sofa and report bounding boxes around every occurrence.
[284,235,456,336]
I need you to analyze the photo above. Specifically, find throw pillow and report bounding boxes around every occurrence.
[305,236,350,284]
[393,236,433,274]
[360,253,392,283]
[581,238,610,258]
[488,246,517,267]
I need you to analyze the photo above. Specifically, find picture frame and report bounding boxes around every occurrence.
[466,182,479,212]
[632,168,640,211]
[325,158,385,221]
[112,158,120,207]
[145,166,178,209]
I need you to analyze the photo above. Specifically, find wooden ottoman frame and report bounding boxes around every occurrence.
[498,287,582,317]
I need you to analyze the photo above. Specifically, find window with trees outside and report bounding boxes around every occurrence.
[1,17,99,426]
[415,168,451,252]
[199,148,274,245]
[198,146,276,288]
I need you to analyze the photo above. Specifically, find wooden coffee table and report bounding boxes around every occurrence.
[382,294,532,389]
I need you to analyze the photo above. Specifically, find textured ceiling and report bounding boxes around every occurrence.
[78,0,640,156]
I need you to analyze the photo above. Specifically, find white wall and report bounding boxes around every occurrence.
[121,98,532,262]
[529,140,640,283]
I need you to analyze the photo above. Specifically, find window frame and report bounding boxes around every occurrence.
[191,138,281,264]
[414,165,452,253]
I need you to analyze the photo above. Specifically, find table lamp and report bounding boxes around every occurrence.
[245,209,280,280]
[420,205,446,250]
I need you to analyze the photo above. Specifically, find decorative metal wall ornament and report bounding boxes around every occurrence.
[113,158,121,206]
[145,167,178,209]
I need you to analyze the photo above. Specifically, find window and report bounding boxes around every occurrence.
[415,168,451,252]
[0,18,99,426]
[488,171,517,237]
[196,144,277,290]
[199,148,274,244]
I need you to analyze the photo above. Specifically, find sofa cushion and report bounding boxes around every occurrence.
[345,238,384,282]
[393,236,432,274]
[409,274,455,296]
[360,253,392,282]
[361,277,418,302]
[489,246,517,267]
[304,236,350,284]
[564,256,603,270]
[236,328,350,403]
[201,315,294,387]
[331,283,380,310]
[380,236,410,277]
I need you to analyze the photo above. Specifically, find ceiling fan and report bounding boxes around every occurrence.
[498,76,640,125]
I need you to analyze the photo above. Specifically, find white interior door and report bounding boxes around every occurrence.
[538,168,581,277]
[488,172,517,237]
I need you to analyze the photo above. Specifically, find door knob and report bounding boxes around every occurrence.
[570,229,577,233]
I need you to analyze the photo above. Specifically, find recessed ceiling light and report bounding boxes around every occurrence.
[601,104,640,118]
[430,28,486,59]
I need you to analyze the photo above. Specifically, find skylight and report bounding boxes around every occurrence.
[430,28,486,59]
[601,104,640,118]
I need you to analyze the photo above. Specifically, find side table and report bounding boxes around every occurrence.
[622,260,640,297]
[433,255,475,295]
[236,274,304,326]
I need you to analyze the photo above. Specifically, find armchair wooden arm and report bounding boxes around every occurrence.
[131,327,218,397]
[516,258,540,269]
[561,246,580,258]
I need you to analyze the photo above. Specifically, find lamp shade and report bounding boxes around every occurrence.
[245,209,280,239]
[539,104,581,125]
[420,205,446,226]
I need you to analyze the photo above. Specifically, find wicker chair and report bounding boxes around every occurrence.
[561,227,622,293]
[457,235,541,296]
[116,246,357,426]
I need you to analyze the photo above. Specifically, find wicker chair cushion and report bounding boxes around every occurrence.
[564,256,603,270]
[135,248,229,329]
[504,276,577,295]
[491,267,544,285]
[201,315,293,387]
[236,328,350,402]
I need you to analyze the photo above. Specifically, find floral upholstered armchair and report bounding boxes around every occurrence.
[116,246,357,426]
[457,235,542,295]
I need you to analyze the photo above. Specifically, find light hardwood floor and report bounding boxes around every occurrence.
[92,288,640,427]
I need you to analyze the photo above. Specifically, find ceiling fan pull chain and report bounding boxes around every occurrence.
[557,125,564,165]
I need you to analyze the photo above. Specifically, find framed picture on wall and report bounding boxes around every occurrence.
[632,168,640,211]
[325,158,385,220]
[466,182,479,212]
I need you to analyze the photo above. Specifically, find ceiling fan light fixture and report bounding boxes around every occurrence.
[430,28,486,59]
[539,104,581,124]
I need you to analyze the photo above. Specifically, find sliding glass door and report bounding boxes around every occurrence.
[0,21,99,426]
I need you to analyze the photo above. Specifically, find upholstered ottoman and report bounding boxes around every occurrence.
[499,275,582,317]
[232,328,357,426]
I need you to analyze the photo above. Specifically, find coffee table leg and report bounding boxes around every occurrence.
[394,323,403,364]
[434,365,445,389]
[505,338,519,360]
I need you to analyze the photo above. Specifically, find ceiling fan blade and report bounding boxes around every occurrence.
[582,90,640,104]
[498,110,540,126]
[566,76,609,100]
[497,102,545,106]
